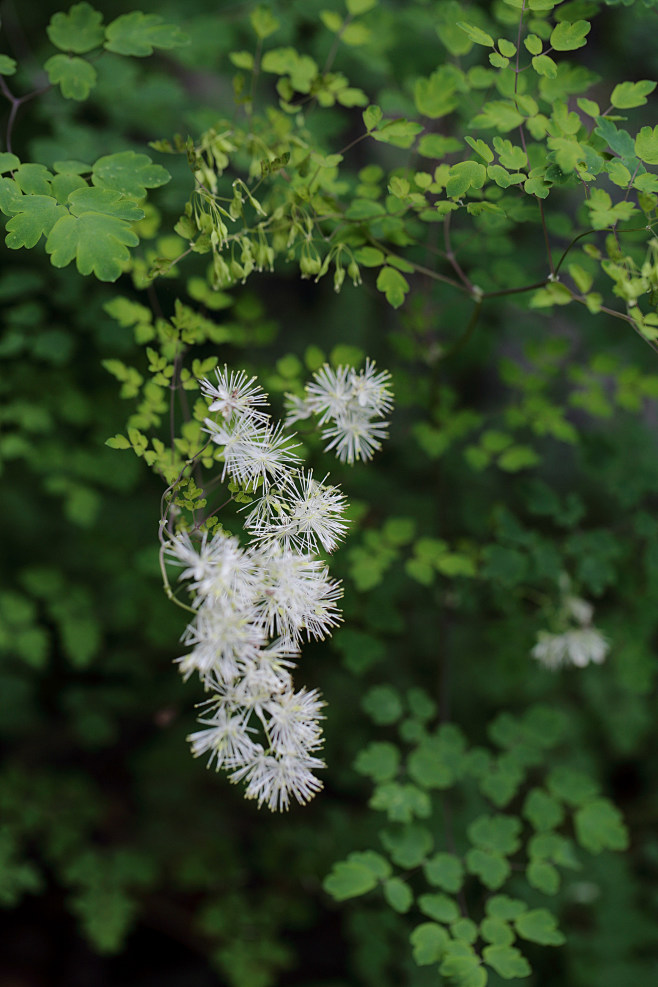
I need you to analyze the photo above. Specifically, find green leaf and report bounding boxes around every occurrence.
[5,196,66,249]
[497,39,516,58]
[376,266,409,308]
[635,125,658,165]
[354,742,401,782]
[0,153,19,174]
[418,892,460,923]
[361,684,403,724]
[532,54,558,78]
[483,944,531,979]
[371,119,423,148]
[465,848,510,889]
[47,3,105,53]
[346,0,377,13]
[493,137,527,170]
[92,151,170,198]
[12,164,53,195]
[523,788,565,830]
[424,853,464,893]
[104,12,188,56]
[44,54,97,100]
[471,100,524,132]
[0,55,17,75]
[363,104,383,131]
[46,187,142,281]
[485,895,527,921]
[324,858,381,900]
[446,161,487,197]
[611,79,656,109]
[457,21,494,46]
[574,798,629,854]
[468,814,521,855]
[106,434,131,449]
[408,739,453,790]
[497,445,540,471]
[524,33,543,55]
[515,909,565,946]
[550,19,590,51]
[440,943,487,987]
[480,917,515,946]
[526,858,560,894]
[383,877,413,913]
[380,823,434,867]
[546,766,599,806]
[414,67,459,119]
[410,923,450,965]
[369,782,431,822]
[465,137,494,163]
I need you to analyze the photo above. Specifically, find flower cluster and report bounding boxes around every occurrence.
[285,359,393,464]
[162,363,392,810]
[531,584,609,671]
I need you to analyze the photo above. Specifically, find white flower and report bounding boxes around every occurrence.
[349,359,394,416]
[178,598,266,684]
[304,364,354,425]
[265,687,325,756]
[531,627,609,670]
[165,529,262,603]
[565,595,594,627]
[188,706,262,770]
[243,469,348,554]
[230,750,325,811]
[252,544,343,643]
[200,366,269,423]
[204,416,301,491]
[321,410,389,465]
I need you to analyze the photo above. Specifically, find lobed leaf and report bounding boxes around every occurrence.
[104,12,189,56]
[47,3,105,54]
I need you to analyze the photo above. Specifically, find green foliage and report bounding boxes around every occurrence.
[3,0,658,984]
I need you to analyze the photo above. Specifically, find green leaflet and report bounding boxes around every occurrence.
[104,11,189,57]
[44,54,97,100]
[91,151,170,198]
[47,3,105,54]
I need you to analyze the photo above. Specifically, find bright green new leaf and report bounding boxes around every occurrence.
[489,52,509,69]
[320,10,343,32]
[261,48,317,92]
[524,33,543,55]
[346,0,377,13]
[574,798,629,853]
[4,196,66,249]
[106,434,131,449]
[635,125,658,165]
[410,923,449,965]
[371,119,423,148]
[446,160,487,197]
[380,823,434,868]
[471,100,524,132]
[457,21,494,46]
[250,5,280,38]
[383,877,413,913]
[532,54,557,78]
[483,944,531,979]
[92,151,170,198]
[611,79,656,109]
[497,38,516,57]
[493,137,527,170]
[47,3,105,54]
[414,67,458,119]
[423,852,464,893]
[376,266,409,308]
[515,909,565,946]
[44,54,97,100]
[0,55,17,75]
[465,137,494,163]
[104,12,189,56]
[363,104,383,131]
[550,19,591,51]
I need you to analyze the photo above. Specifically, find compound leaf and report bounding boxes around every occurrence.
[47,3,105,53]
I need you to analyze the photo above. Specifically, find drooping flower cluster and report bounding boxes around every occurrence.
[531,581,609,671]
[285,359,394,464]
[162,363,392,810]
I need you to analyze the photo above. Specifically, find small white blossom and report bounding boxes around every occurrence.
[243,470,348,554]
[531,627,609,670]
[231,750,325,811]
[200,366,269,423]
[188,706,262,770]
